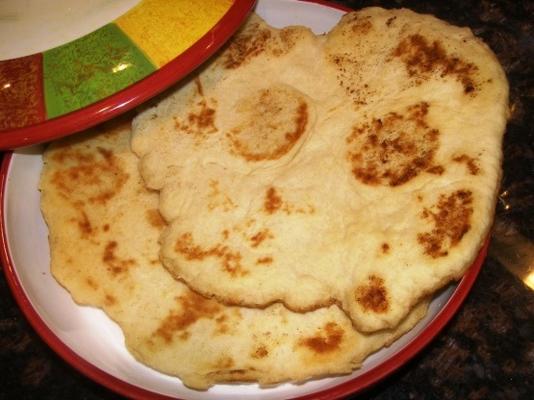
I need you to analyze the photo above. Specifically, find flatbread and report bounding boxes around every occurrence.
[39,120,428,389]
[131,9,508,332]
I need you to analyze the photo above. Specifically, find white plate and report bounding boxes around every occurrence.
[0,1,485,399]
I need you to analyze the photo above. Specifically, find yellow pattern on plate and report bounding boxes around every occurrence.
[116,0,233,67]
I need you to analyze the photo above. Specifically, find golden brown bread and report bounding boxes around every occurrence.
[131,9,508,332]
[39,120,429,389]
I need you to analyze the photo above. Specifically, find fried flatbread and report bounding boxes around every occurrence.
[131,9,507,332]
[40,120,428,389]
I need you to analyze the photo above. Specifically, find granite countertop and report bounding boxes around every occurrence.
[1,0,532,399]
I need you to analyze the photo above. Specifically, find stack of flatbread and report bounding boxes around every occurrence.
[40,7,508,390]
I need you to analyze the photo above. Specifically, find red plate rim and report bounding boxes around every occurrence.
[0,152,487,400]
[0,0,257,150]
[0,0,487,398]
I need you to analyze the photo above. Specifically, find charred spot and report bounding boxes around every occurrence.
[152,292,221,343]
[222,25,272,69]
[102,241,136,276]
[97,147,113,162]
[77,210,93,237]
[174,99,217,138]
[418,190,474,258]
[214,356,235,369]
[347,102,440,186]
[251,345,269,359]
[146,209,166,229]
[86,277,98,290]
[350,17,372,34]
[277,28,298,51]
[194,77,204,96]
[207,180,236,211]
[175,232,248,277]
[256,256,273,265]
[102,224,110,232]
[328,52,370,106]
[264,187,282,214]
[187,101,216,131]
[51,147,128,205]
[386,16,397,26]
[228,87,309,162]
[355,275,389,313]
[392,34,478,94]
[51,149,95,164]
[427,165,445,175]
[214,314,229,335]
[453,154,480,175]
[249,229,273,248]
[104,294,117,306]
[300,322,344,354]
[381,243,390,254]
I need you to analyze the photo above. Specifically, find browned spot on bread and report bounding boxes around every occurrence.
[153,292,221,343]
[222,22,300,69]
[274,28,299,55]
[175,233,248,277]
[77,210,93,237]
[256,256,273,265]
[300,322,344,354]
[207,180,236,211]
[381,243,390,254]
[355,275,389,313]
[103,241,136,276]
[187,100,216,131]
[102,224,110,232]
[347,102,440,186]
[214,356,235,370]
[146,209,166,229]
[250,229,273,248]
[418,190,474,258]
[386,16,397,26]
[392,34,478,94]
[104,294,117,306]
[213,314,231,335]
[174,98,217,138]
[264,187,282,214]
[427,165,445,175]
[51,149,95,164]
[453,154,480,175]
[222,24,272,69]
[350,16,372,34]
[228,87,309,162]
[51,147,128,205]
[251,345,269,359]
[86,277,98,290]
[329,52,370,107]
[194,77,204,96]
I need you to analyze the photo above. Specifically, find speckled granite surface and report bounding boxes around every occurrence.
[1,0,532,399]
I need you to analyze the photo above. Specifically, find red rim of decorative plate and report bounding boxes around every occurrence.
[0,0,487,398]
[0,152,487,400]
[0,0,256,150]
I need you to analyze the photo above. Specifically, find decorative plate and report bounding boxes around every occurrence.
[0,0,256,149]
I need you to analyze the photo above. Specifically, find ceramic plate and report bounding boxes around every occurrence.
[0,0,255,149]
[0,1,486,399]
